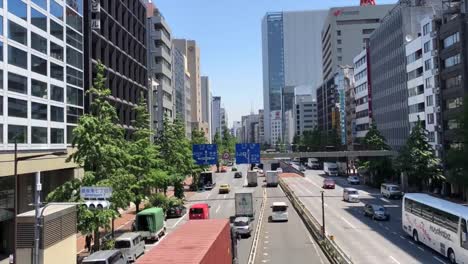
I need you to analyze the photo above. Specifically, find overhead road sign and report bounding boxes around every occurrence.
[235,143,260,164]
[193,144,218,165]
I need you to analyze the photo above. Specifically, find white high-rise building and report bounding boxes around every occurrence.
[211,96,221,138]
[352,49,371,141]
[201,76,212,141]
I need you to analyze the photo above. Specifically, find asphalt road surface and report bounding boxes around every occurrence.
[282,169,450,264]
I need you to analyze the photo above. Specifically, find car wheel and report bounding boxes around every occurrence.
[448,248,456,264]
[413,230,419,243]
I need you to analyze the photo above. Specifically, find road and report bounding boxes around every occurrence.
[282,169,449,264]
[254,175,329,264]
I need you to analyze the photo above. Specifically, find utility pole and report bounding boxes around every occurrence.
[34,172,42,264]
[321,191,326,238]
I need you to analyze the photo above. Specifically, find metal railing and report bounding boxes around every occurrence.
[247,188,267,264]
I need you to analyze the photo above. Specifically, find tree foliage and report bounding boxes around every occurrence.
[363,123,391,150]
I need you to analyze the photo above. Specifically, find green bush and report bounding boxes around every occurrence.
[232,167,238,172]
[146,193,184,212]
[101,238,115,250]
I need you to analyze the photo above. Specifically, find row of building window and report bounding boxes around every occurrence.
[355,109,368,119]
[407,67,423,81]
[0,123,70,144]
[443,32,460,49]
[355,82,368,94]
[354,56,366,69]
[444,54,460,68]
[355,69,367,81]
[408,102,425,114]
[408,85,424,97]
[407,49,422,64]
[445,75,462,89]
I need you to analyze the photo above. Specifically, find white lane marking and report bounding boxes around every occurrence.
[433,256,446,264]
[308,235,325,264]
[170,212,187,228]
[223,194,226,199]
[392,232,397,235]
[340,217,356,229]
[383,205,400,208]
[389,256,401,264]
[304,177,322,189]
[381,197,391,203]
[399,235,406,239]
[263,253,268,256]
[409,241,415,245]
[216,205,221,214]
[385,226,390,230]
[418,246,425,252]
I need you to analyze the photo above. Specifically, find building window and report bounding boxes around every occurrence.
[67,125,76,143]
[31,32,47,54]
[0,96,2,116]
[337,48,342,53]
[447,119,460,130]
[66,7,82,33]
[31,55,48,76]
[8,46,27,69]
[31,8,47,31]
[362,29,374,34]
[407,50,422,64]
[426,95,434,107]
[0,124,2,144]
[425,77,434,89]
[407,67,423,81]
[67,106,83,123]
[423,41,431,53]
[337,56,342,62]
[408,85,424,97]
[51,63,64,81]
[50,105,64,122]
[8,125,27,143]
[66,27,83,51]
[337,39,342,45]
[446,97,463,110]
[31,127,47,143]
[443,32,460,48]
[31,79,48,99]
[32,0,47,10]
[8,97,27,118]
[409,102,425,114]
[427,131,435,142]
[50,20,63,39]
[8,0,27,20]
[31,102,48,120]
[51,85,64,102]
[424,59,432,71]
[444,54,461,68]
[66,86,83,106]
[337,30,341,36]
[66,47,83,69]
[50,0,63,20]
[66,66,83,87]
[50,42,63,61]
[423,23,430,36]
[8,20,27,45]
[51,128,64,143]
[8,72,27,94]
[427,113,434,124]
[445,75,462,89]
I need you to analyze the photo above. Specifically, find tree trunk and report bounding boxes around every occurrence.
[93,228,100,251]
[135,199,140,213]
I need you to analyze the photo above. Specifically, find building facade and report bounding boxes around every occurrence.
[84,0,147,134]
[262,10,327,145]
[211,96,221,138]
[352,49,371,142]
[295,94,317,136]
[0,0,85,258]
[221,107,228,133]
[322,4,393,80]
[201,76,211,141]
[172,46,191,138]
[369,0,439,150]
[146,2,173,130]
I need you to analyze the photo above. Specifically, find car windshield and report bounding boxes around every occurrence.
[375,207,385,212]
[190,208,204,214]
[390,186,400,191]
[348,191,358,194]
[234,220,249,226]
[325,180,334,183]
[272,205,287,212]
[114,240,131,249]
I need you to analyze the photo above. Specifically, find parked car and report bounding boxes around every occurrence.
[232,167,238,172]
[166,204,187,218]
[363,204,390,220]
[82,250,127,264]
[219,184,231,194]
[233,217,252,238]
[343,188,359,202]
[322,179,336,189]
[347,175,360,185]
[234,171,243,178]
[114,232,145,262]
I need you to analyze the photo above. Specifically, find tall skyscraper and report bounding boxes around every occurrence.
[146,2,174,131]
[211,96,222,138]
[201,76,212,141]
[321,4,393,80]
[0,0,84,257]
[84,0,147,136]
[173,47,192,138]
[262,10,328,145]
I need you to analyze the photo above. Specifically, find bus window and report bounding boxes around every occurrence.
[461,219,468,250]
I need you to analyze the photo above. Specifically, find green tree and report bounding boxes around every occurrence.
[213,132,222,171]
[292,134,302,152]
[447,97,468,197]
[363,123,391,150]
[190,129,208,190]
[191,128,207,145]
[397,118,443,190]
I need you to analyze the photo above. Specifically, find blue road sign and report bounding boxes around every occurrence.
[235,143,260,164]
[193,144,218,165]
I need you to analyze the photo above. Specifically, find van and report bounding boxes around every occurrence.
[135,207,166,241]
[189,203,210,220]
[343,188,360,202]
[271,202,288,222]
[380,183,403,199]
[114,232,145,262]
[82,250,127,264]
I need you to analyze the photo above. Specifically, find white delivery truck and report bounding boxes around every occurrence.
[235,190,255,218]
[307,158,320,169]
[323,162,338,176]
[247,171,258,187]
[265,170,279,187]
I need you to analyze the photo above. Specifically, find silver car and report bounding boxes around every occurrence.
[233,217,252,238]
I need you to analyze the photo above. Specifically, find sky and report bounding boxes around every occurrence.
[153,0,398,126]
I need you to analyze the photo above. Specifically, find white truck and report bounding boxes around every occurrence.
[323,162,338,176]
[307,158,320,169]
[265,170,279,187]
[247,171,258,187]
[235,191,255,218]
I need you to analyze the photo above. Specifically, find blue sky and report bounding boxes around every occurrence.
[153,0,398,126]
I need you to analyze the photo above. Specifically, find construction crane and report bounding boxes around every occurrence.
[360,0,376,5]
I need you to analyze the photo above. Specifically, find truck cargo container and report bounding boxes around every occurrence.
[199,171,216,190]
[235,190,255,218]
[307,158,320,169]
[135,207,166,241]
[323,162,338,176]
[136,219,234,264]
[246,171,258,187]
[265,170,279,187]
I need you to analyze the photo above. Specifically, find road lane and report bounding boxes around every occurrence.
[255,179,329,264]
[281,170,448,264]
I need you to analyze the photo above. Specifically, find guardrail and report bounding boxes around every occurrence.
[279,178,353,264]
[247,188,267,264]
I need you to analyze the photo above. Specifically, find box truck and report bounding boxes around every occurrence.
[266,170,279,187]
[199,171,215,190]
[307,158,320,169]
[135,207,166,241]
[235,190,255,218]
[323,162,338,176]
[247,171,258,187]
[136,219,234,264]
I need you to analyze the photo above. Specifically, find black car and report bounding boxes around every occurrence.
[166,205,187,218]
[363,204,390,220]
[234,172,243,178]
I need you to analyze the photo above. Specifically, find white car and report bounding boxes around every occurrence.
[347,175,360,185]
[343,188,360,202]
[271,202,288,222]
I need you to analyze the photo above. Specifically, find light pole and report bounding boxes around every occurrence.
[13,147,67,264]
[321,190,326,238]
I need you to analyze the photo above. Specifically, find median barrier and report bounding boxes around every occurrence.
[279,178,353,264]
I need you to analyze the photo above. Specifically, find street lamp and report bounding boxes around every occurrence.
[321,190,326,238]
[13,143,67,264]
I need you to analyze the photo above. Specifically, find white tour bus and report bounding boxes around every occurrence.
[402,193,468,264]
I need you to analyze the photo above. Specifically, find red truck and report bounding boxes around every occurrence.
[136,219,235,264]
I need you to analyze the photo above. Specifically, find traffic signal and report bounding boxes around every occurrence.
[84,199,110,210]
